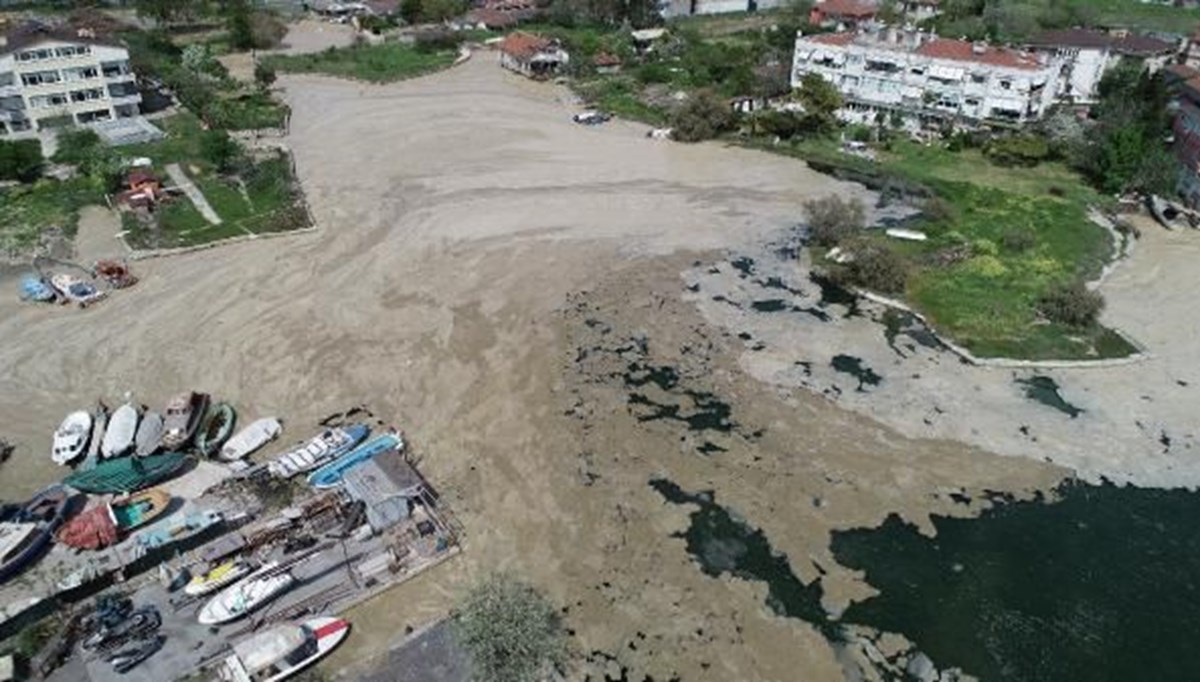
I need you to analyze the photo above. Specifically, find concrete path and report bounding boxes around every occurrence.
[165,163,222,225]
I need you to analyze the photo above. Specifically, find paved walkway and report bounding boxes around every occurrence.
[165,163,222,225]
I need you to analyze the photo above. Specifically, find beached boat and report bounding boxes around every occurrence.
[63,452,188,495]
[80,402,109,471]
[268,424,370,479]
[101,402,140,459]
[0,486,69,583]
[218,617,350,682]
[307,432,403,490]
[220,418,282,461]
[196,402,237,458]
[108,634,164,674]
[184,559,253,596]
[19,275,55,303]
[198,562,295,625]
[85,605,161,652]
[136,509,223,550]
[161,392,210,451]
[52,411,92,466]
[56,489,172,550]
[135,411,164,457]
[49,273,106,307]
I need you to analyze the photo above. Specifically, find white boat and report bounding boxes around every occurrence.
[219,617,350,682]
[101,402,140,459]
[52,411,92,466]
[885,228,928,242]
[184,559,253,596]
[198,562,295,625]
[267,425,369,478]
[135,411,164,457]
[49,273,106,307]
[220,418,283,462]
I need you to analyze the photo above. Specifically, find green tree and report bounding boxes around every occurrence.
[200,130,241,173]
[1095,126,1148,195]
[254,61,277,89]
[227,0,254,51]
[454,574,566,682]
[134,0,186,24]
[0,139,43,183]
[804,194,865,246]
[796,72,841,133]
[670,89,735,143]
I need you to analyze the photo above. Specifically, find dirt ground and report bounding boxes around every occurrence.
[0,52,1070,680]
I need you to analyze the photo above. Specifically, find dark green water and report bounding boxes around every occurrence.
[1016,375,1083,418]
[831,354,882,391]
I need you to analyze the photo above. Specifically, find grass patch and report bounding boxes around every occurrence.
[0,178,105,257]
[263,42,456,83]
[1066,0,1200,32]
[209,90,289,130]
[122,113,209,167]
[575,77,670,125]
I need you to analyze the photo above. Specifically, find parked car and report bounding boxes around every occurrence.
[573,111,611,125]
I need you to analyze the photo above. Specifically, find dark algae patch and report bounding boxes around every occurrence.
[831,354,882,391]
[831,482,1200,682]
[1017,375,1083,418]
[751,299,789,312]
[624,362,735,441]
[649,479,836,638]
[809,272,860,317]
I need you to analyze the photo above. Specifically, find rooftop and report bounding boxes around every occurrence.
[0,21,120,55]
[498,31,556,59]
[813,0,878,19]
[1028,28,1176,56]
[801,31,1045,70]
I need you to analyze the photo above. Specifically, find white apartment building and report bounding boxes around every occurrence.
[0,24,141,139]
[1026,29,1177,104]
[791,29,1061,131]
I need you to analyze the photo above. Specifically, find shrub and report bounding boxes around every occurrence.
[1038,280,1104,327]
[984,133,1051,167]
[413,28,464,54]
[841,240,909,293]
[454,574,566,682]
[254,61,277,88]
[804,194,865,247]
[0,139,44,183]
[670,89,735,143]
[757,110,803,139]
[921,196,954,223]
[52,129,103,166]
[200,130,241,173]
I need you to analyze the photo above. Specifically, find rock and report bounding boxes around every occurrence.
[907,652,937,682]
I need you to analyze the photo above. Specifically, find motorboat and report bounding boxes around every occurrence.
[108,635,164,674]
[268,424,369,478]
[57,489,172,550]
[185,559,253,597]
[0,486,69,583]
[52,410,92,466]
[81,402,109,471]
[136,509,223,550]
[161,392,210,451]
[307,432,403,490]
[135,411,164,457]
[101,402,140,459]
[198,562,295,625]
[218,617,350,682]
[220,417,282,461]
[49,273,106,307]
[64,452,189,495]
[196,402,237,458]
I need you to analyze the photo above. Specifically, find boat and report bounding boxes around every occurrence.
[81,402,109,471]
[196,402,237,458]
[220,417,282,461]
[93,259,138,289]
[19,275,55,303]
[218,617,350,682]
[0,486,69,583]
[198,562,295,625]
[184,559,253,596]
[108,634,164,674]
[135,411,164,457]
[84,605,161,652]
[268,424,370,479]
[56,489,172,550]
[52,410,93,466]
[63,452,189,495]
[136,508,223,550]
[161,392,210,451]
[49,273,106,307]
[101,402,140,459]
[307,432,403,490]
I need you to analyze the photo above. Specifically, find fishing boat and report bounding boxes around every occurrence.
[135,412,164,457]
[19,275,55,303]
[198,562,295,625]
[80,402,109,471]
[108,634,164,674]
[184,559,253,596]
[52,410,92,466]
[49,273,106,307]
[63,452,189,495]
[307,432,403,490]
[268,424,370,479]
[56,489,172,550]
[136,509,223,550]
[196,402,237,458]
[161,392,210,451]
[220,417,282,461]
[218,617,350,682]
[101,402,140,459]
[0,486,69,583]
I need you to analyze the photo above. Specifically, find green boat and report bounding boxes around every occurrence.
[63,453,189,495]
[195,403,236,458]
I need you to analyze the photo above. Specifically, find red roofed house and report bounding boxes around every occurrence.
[791,27,1060,132]
[593,52,622,74]
[809,0,878,29]
[497,32,569,79]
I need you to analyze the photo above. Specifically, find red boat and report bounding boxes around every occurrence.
[56,490,171,550]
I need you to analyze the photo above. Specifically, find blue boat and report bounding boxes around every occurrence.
[19,275,55,303]
[0,485,70,583]
[307,432,404,489]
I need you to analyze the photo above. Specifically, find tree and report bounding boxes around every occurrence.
[226,0,254,51]
[182,44,220,77]
[1038,280,1104,327]
[796,72,841,133]
[454,574,566,682]
[401,0,423,24]
[842,240,909,294]
[670,90,735,143]
[134,0,187,24]
[804,194,865,246]
[201,130,241,173]
[0,140,43,183]
[254,61,277,89]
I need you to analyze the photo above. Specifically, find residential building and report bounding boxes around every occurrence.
[1026,28,1178,104]
[1172,76,1200,207]
[0,23,140,138]
[901,0,940,22]
[659,0,784,19]
[1184,25,1200,69]
[791,29,1061,131]
[809,0,878,29]
[497,32,569,79]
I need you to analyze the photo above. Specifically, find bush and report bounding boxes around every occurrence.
[1038,280,1104,327]
[454,574,566,682]
[758,110,805,139]
[52,129,103,166]
[254,61,277,88]
[921,196,955,223]
[840,240,910,294]
[670,89,735,143]
[804,194,865,247]
[0,139,44,183]
[413,28,464,54]
[984,133,1052,167]
[200,130,241,173]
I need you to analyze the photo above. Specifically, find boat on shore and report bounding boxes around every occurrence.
[135,411,164,457]
[101,402,140,459]
[198,562,295,625]
[218,617,350,682]
[161,392,210,451]
[308,432,403,490]
[184,559,253,596]
[268,425,369,479]
[80,402,109,471]
[19,275,56,303]
[50,273,106,307]
[63,452,189,495]
[56,489,172,550]
[220,418,282,461]
[52,411,93,466]
[108,634,164,674]
[196,402,237,458]
[0,486,70,583]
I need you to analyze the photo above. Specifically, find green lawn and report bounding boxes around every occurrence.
[122,113,209,167]
[1067,0,1200,32]
[0,178,105,257]
[263,42,457,83]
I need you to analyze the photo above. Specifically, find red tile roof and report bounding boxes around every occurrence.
[916,38,1041,70]
[499,31,552,60]
[808,32,856,46]
[465,8,518,29]
[813,0,878,18]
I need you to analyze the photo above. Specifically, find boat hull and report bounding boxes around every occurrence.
[220,418,282,461]
[63,453,188,495]
[198,566,294,624]
[184,560,252,596]
[135,412,164,457]
[52,410,92,466]
[101,403,140,459]
[269,424,370,479]
[307,432,403,489]
[196,403,237,458]
[0,486,69,583]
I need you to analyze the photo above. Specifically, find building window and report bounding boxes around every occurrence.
[101,61,131,78]
[16,48,53,62]
[70,88,104,103]
[20,70,61,86]
[62,66,99,81]
[55,45,91,58]
[971,74,986,84]
[10,119,31,132]
[1000,80,1012,90]
[76,108,112,124]
[29,93,69,108]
